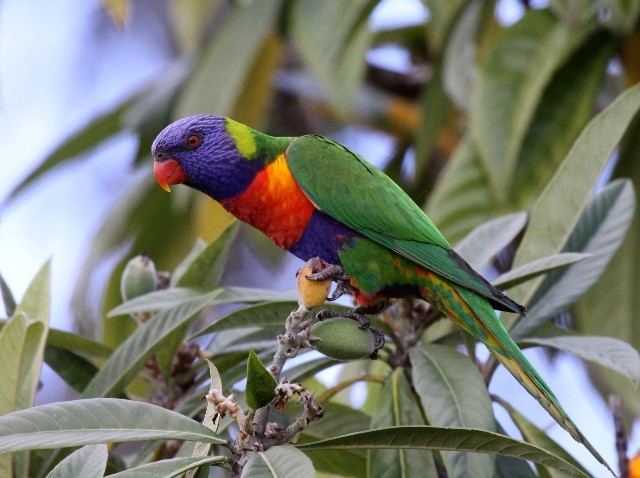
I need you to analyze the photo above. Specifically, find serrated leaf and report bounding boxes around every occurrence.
[369,368,437,478]
[0,398,224,452]
[246,349,276,410]
[471,9,593,202]
[175,0,282,118]
[241,446,314,478]
[109,456,227,478]
[491,253,591,290]
[511,83,640,300]
[296,426,589,477]
[45,444,108,478]
[455,212,527,270]
[521,336,640,387]
[512,179,636,337]
[409,343,495,477]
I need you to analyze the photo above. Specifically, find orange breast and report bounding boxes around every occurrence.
[220,154,316,250]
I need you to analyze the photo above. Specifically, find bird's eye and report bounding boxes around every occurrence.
[186,134,201,149]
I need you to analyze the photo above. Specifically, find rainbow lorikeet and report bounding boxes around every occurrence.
[152,115,610,472]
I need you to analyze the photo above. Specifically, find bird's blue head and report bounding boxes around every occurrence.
[151,114,264,201]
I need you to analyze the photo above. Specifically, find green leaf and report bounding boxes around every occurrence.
[455,212,527,270]
[109,286,298,317]
[175,0,283,118]
[511,83,640,297]
[508,30,614,206]
[290,0,374,117]
[246,349,277,410]
[192,301,297,338]
[186,360,224,478]
[82,291,211,398]
[170,0,222,54]
[1,261,52,477]
[368,368,437,478]
[423,0,466,52]
[413,57,451,183]
[409,343,495,477]
[0,272,16,317]
[426,137,495,243]
[497,398,590,478]
[491,253,591,290]
[283,356,340,383]
[108,456,227,478]
[494,423,536,478]
[241,446,314,478]
[108,287,215,316]
[442,0,482,110]
[44,347,99,393]
[45,328,112,359]
[45,444,108,478]
[471,9,593,203]
[6,99,135,200]
[296,426,589,477]
[0,398,224,452]
[521,336,640,387]
[512,179,636,337]
[573,99,640,420]
[174,223,239,288]
[0,314,44,477]
[298,403,368,477]
[0,314,43,415]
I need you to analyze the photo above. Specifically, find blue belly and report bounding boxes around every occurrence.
[288,210,359,265]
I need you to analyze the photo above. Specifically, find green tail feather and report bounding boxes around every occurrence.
[422,282,615,476]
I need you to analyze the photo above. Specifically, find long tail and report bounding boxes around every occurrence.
[418,278,614,476]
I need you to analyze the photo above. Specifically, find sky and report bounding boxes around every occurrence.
[0,0,634,475]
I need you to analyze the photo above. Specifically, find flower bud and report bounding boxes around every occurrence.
[120,254,158,302]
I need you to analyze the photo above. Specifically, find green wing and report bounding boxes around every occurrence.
[286,135,524,314]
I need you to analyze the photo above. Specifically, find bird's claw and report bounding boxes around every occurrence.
[315,309,370,328]
[305,263,353,301]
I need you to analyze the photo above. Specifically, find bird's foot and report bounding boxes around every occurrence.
[304,263,353,301]
[316,309,370,328]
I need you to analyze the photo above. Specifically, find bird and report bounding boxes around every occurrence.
[152,114,611,473]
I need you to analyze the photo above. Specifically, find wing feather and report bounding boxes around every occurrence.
[285,135,525,314]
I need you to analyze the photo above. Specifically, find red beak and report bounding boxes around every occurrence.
[154,159,187,192]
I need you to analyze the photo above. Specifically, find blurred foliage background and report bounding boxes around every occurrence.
[3,0,640,476]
